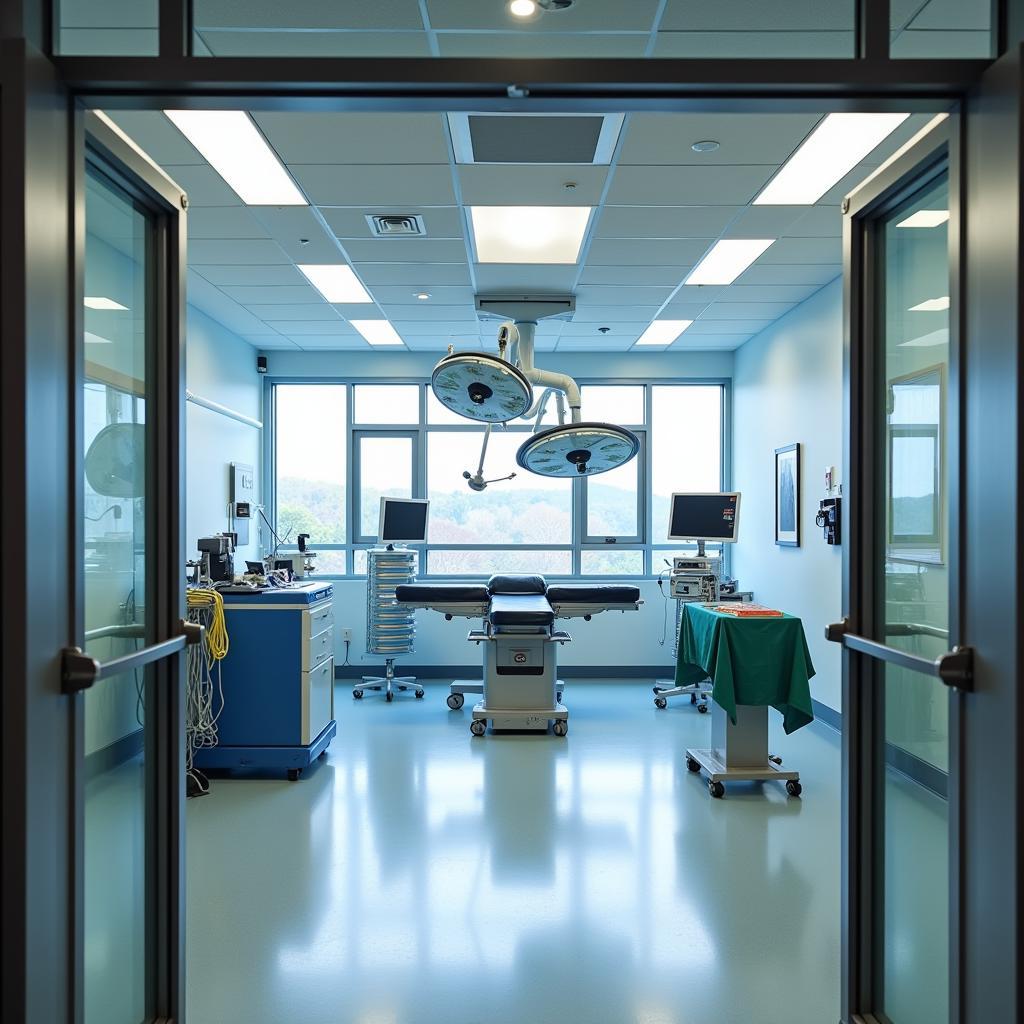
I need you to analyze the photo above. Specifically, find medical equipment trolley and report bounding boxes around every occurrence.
[192,582,337,780]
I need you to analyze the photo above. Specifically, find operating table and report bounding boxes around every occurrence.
[395,574,642,735]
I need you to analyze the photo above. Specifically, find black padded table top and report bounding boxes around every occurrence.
[487,573,547,595]
[546,585,641,604]
[489,593,555,627]
[395,583,489,603]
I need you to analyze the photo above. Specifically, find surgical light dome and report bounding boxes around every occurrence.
[431,351,533,423]
[516,422,640,478]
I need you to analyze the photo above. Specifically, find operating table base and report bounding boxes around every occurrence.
[447,678,564,710]
[470,699,569,736]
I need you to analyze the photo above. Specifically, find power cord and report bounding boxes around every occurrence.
[185,588,229,797]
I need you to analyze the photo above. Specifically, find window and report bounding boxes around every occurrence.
[271,380,726,577]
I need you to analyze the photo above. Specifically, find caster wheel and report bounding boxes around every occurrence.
[447,692,465,710]
[470,720,486,737]
[552,720,568,737]
[287,768,301,782]
[654,697,668,710]
[697,702,709,714]
[709,781,725,799]
[652,686,661,694]
[686,756,701,773]
[415,689,425,699]
[690,693,698,705]
[786,780,803,797]
[385,691,394,703]
[353,689,364,700]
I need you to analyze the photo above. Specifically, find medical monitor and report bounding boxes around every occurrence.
[667,492,741,543]
[378,497,430,546]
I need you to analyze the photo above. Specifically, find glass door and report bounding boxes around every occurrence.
[835,120,969,1023]
[66,111,189,1023]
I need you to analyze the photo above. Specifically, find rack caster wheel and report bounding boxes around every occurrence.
[786,780,803,797]
[652,686,661,694]
[686,756,701,773]
[552,720,568,737]
[697,702,709,714]
[287,768,301,782]
[470,720,486,737]
[709,781,725,799]
[415,689,425,698]
[385,691,394,703]
[447,692,465,710]
[353,689,364,700]
[654,697,668,710]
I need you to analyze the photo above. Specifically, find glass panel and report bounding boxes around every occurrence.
[354,549,369,575]
[83,169,150,1024]
[580,385,645,424]
[275,384,346,545]
[354,384,419,424]
[651,385,723,542]
[191,0,856,59]
[427,549,572,576]
[581,549,644,575]
[359,436,412,537]
[880,664,949,1023]
[891,0,993,59]
[305,548,346,575]
[586,458,639,538]
[427,430,571,544]
[58,0,158,55]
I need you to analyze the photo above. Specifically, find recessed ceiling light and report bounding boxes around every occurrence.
[84,296,128,310]
[685,239,775,286]
[415,292,431,300]
[351,320,405,346]
[84,331,113,345]
[164,110,306,206]
[691,140,720,153]
[634,320,693,346]
[469,206,592,264]
[908,296,950,312]
[297,264,372,303]
[897,210,950,228]
[508,0,538,16]
[754,113,910,206]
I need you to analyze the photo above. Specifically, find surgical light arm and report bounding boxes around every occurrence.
[506,321,582,423]
[463,423,517,492]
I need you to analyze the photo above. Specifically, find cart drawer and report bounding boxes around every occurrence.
[303,624,334,671]
[306,601,334,638]
[302,657,334,744]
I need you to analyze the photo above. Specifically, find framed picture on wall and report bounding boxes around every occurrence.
[775,443,800,547]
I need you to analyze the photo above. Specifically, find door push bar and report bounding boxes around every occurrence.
[61,619,203,694]
[825,618,973,692]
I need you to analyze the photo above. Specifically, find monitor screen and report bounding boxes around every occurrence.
[378,497,429,545]
[667,492,740,542]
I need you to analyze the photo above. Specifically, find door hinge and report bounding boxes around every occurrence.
[937,645,974,691]
[61,647,101,693]
[825,618,849,643]
[180,619,203,645]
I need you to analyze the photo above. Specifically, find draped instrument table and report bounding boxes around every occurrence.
[675,603,816,798]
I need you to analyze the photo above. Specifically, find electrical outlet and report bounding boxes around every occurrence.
[342,628,353,643]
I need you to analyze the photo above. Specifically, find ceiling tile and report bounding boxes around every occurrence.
[687,319,771,335]
[720,284,821,304]
[390,320,481,336]
[759,237,842,263]
[473,264,578,292]
[108,111,205,165]
[321,206,464,240]
[558,320,649,337]
[187,206,270,240]
[436,33,649,58]
[660,0,854,31]
[653,30,853,58]
[198,29,432,57]
[192,264,305,287]
[289,337,369,350]
[618,113,821,165]
[194,0,424,30]
[721,205,810,237]
[379,304,476,321]
[369,286,476,305]
[736,263,842,286]
[266,321,359,336]
[607,165,777,206]
[700,301,796,320]
[651,302,714,319]
[788,205,843,237]
[586,238,712,266]
[457,165,608,207]
[576,266,688,286]
[595,205,739,239]
[244,304,343,322]
[188,239,288,265]
[163,165,242,206]
[219,285,323,305]
[571,305,664,323]
[355,262,472,287]
[343,238,469,264]
[426,0,660,31]
[574,285,675,306]
[249,207,344,262]
[288,164,457,207]
[252,112,451,165]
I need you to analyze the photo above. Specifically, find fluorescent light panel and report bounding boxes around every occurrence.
[84,331,113,345]
[351,320,404,347]
[84,296,128,310]
[470,206,592,264]
[163,110,305,206]
[909,296,950,312]
[754,113,910,206]
[897,210,949,228]
[685,239,775,286]
[634,320,693,346]
[297,264,371,304]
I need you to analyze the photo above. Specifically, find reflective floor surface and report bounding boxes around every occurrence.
[185,681,844,1024]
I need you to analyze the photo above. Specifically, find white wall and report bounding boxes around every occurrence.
[732,279,844,712]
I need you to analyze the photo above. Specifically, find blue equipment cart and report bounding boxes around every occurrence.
[193,582,337,780]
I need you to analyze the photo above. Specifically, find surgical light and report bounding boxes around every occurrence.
[431,352,533,422]
[297,264,372,303]
[164,110,306,206]
[685,240,775,286]
[517,423,640,478]
[754,113,910,206]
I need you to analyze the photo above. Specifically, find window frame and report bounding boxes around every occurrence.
[264,376,730,579]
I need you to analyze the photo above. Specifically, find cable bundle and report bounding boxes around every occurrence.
[185,588,229,797]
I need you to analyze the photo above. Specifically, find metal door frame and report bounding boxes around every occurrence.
[838,117,963,1024]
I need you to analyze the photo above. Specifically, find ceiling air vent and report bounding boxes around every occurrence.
[366,214,426,237]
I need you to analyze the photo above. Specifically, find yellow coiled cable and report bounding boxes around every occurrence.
[186,588,229,661]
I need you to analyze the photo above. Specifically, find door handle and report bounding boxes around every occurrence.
[825,618,973,692]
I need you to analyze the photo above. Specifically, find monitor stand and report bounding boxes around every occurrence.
[696,538,706,557]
